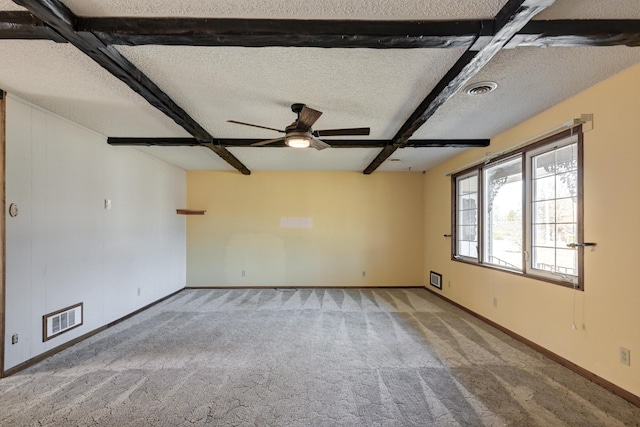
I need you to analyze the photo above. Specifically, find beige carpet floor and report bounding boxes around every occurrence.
[1,288,639,426]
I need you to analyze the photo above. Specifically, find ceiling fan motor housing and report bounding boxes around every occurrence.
[291,103,306,114]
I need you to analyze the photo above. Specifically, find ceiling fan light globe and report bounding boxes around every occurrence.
[286,133,311,148]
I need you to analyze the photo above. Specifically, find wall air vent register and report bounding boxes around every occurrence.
[430,271,443,289]
[43,303,83,342]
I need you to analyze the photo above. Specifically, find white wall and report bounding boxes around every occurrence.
[4,95,186,370]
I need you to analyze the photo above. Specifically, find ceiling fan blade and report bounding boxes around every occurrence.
[296,106,323,131]
[227,120,285,133]
[250,137,285,147]
[310,136,330,151]
[315,127,371,137]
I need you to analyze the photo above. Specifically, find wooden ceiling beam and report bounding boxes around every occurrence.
[13,0,251,175]
[0,11,66,41]
[404,139,489,148]
[363,0,556,174]
[108,138,202,147]
[4,12,640,49]
[5,12,640,52]
[81,17,482,49]
[511,20,640,48]
[108,137,489,148]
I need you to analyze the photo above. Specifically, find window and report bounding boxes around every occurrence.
[455,172,479,260]
[484,157,523,270]
[452,129,583,289]
[526,139,580,284]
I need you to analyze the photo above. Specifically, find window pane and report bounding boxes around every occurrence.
[470,242,478,258]
[533,247,556,272]
[462,209,477,226]
[459,225,477,242]
[529,141,579,279]
[461,241,478,258]
[455,174,478,260]
[556,248,577,276]
[556,172,576,198]
[556,144,577,172]
[459,240,469,257]
[534,200,556,224]
[467,175,478,193]
[534,175,555,201]
[534,224,555,247]
[460,177,469,193]
[555,198,576,223]
[533,151,556,178]
[460,241,476,258]
[556,224,576,248]
[484,157,523,270]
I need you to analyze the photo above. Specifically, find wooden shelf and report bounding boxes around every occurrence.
[176,209,206,215]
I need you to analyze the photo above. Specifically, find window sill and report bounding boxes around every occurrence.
[451,257,583,291]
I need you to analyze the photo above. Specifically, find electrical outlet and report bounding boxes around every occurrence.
[493,297,498,308]
[448,280,451,288]
[362,271,366,277]
[620,347,630,366]
[137,287,141,296]
[104,199,112,210]
[11,334,18,345]
[242,270,246,277]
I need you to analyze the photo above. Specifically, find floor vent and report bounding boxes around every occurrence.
[43,303,83,342]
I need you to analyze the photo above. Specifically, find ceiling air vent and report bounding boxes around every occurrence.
[465,81,498,96]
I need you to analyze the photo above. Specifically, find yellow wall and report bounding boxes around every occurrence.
[187,171,424,287]
[423,62,640,396]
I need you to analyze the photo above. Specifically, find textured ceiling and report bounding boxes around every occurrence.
[536,0,640,19]
[227,147,382,172]
[415,46,640,139]
[1,0,640,173]
[114,45,472,171]
[0,40,189,138]
[115,46,466,140]
[131,146,236,171]
[61,0,507,19]
[376,147,464,173]
[0,1,22,10]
